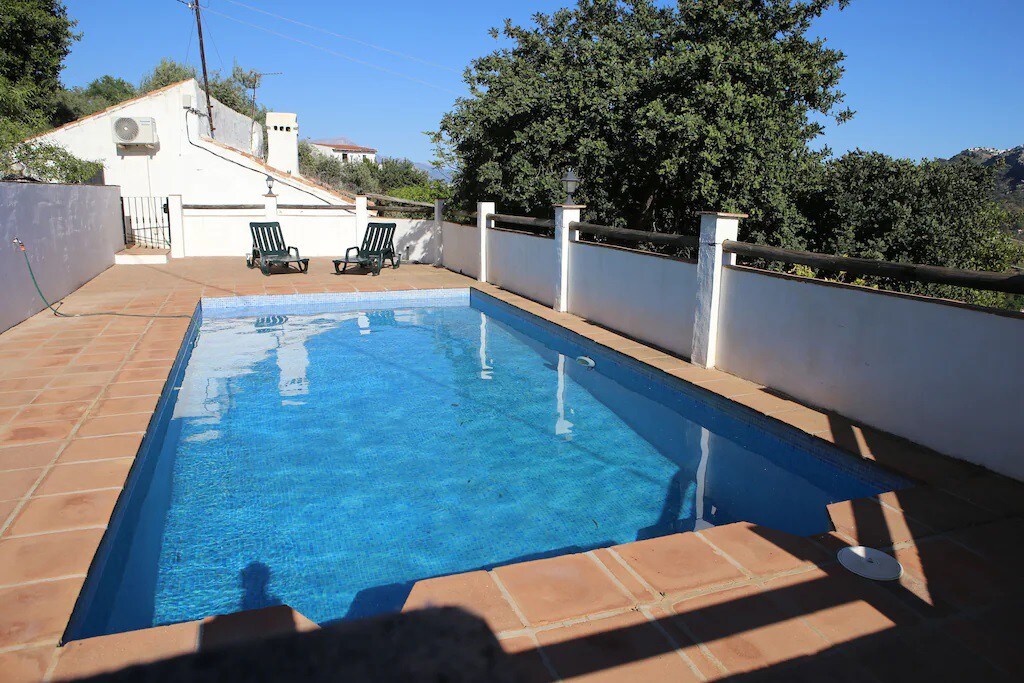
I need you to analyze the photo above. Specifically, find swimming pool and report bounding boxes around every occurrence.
[68,288,905,639]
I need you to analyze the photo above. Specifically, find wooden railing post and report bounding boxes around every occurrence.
[692,211,747,369]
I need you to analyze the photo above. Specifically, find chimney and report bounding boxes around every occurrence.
[266,112,299,175]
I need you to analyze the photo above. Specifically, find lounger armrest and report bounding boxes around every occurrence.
[344,246,360,261]
[288,246,301,260]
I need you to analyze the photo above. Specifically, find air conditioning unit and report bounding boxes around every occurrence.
[112,117,158,146]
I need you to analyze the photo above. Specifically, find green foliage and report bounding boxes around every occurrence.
[0,0,79,121]
[0,0,101,182]
[59,75,137,120]
[299,141,446,198]
[435,0,851,245]
[795,151,1024,307]
[390,181,451,203]
[139,58,197,93]
[0,117,101,183]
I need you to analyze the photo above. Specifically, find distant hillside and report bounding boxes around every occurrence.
[945,145,1024,212]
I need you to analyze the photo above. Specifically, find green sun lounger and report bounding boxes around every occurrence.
[247,222,309,276]
[334,222,401,276]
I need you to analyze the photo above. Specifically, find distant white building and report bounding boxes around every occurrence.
[310,138,378,164]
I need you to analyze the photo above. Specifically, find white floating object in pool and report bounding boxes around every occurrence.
[838,546,903,581]
[576,355,596,368]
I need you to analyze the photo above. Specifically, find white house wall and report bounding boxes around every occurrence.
[0,182,122,333]
[35,80,346,208]
[716,266,1024,480]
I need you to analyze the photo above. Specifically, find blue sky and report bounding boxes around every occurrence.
[61,0,1022,164]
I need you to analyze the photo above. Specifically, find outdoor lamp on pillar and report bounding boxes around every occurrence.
[265,174,275,196]
[561,168,580,205]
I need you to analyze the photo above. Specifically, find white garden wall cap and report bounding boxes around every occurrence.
[695,210,749,218]
[553,203,587,209]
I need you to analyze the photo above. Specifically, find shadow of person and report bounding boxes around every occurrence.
[240,561,283,612]
[198,562,296,652]
[636,470,695,540]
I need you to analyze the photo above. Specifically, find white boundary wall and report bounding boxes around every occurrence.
[180,207,358,257]
[716,266,1024,479]
[0,182,123,333]
[486,229,557,305]
[387,217,441,264]
[569,242,698,358]
[441,223,480,279]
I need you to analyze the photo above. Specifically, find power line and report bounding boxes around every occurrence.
[202,7,461,95]
[222,0,460,74]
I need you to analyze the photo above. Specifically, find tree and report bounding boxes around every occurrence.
[139,58,197,93]
[299,141,449,198]
[0,0,78,120]
[434,0,851,245]
[0,0,100,182]
[59,75,137,120]
[797,151,1024,307]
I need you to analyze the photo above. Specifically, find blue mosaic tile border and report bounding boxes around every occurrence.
[201,288,471,319]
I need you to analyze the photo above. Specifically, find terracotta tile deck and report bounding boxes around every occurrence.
[0,257,1019,681]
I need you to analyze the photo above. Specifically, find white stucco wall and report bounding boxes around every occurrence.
[569,242,698,357]
[440,223,480,278]
[0,182,123,333]
[716,266,1024,480]
[34,80,348,209]
[385,218,440,264]
[181,207,357,258]
[486,229,557,306]
[201,91,263,157]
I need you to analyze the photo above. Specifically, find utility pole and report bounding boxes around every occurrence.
[192,1,215,137]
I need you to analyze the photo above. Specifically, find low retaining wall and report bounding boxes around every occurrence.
[716,266,1024,480]
[0,182,123,333]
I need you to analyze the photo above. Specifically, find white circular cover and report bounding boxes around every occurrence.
[838,546,903,581]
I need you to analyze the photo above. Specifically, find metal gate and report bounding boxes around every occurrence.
[121,196,171,248]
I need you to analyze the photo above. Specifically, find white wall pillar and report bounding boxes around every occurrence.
[167,194,184,258]
[263,192,278,220]
[434,199,444,265]
[477,201,495,283]
[554,204,583,311]
[691,211,746,368]
[355,195,368,239]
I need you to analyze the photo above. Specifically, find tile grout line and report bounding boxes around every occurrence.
[638,604,709,683]
[604,547,661,597]
[583,550,643,604]
[487,571,531,631]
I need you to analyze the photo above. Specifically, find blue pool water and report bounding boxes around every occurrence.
[70,289,904,639]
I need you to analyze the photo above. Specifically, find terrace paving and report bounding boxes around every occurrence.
[0,258,1018,681]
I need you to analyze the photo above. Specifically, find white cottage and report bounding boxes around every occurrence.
[30,79,360,259]
[310,139,378,164]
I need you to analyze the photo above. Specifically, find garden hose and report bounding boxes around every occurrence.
[12,237,192,320]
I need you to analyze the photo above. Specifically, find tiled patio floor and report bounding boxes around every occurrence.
[0,259,1019,681]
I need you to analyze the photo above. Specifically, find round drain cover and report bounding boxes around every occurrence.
[838,546,903,581]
